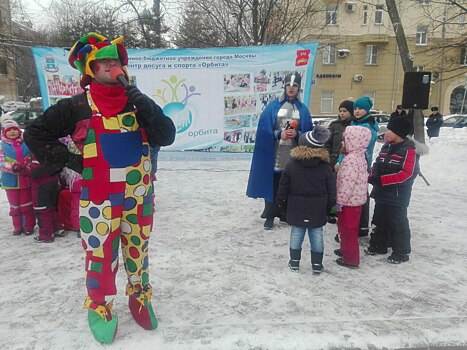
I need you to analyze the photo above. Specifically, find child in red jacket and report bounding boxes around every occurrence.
[0,120,35,235]
[25,156,63,243]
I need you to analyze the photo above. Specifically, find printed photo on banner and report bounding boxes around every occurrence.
[258,92,282,111]
[224,73,251,93]
[46,74,82,97]
[224,95,257,116]
[224,115,252,130]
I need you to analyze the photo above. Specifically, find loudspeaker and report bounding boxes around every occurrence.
[402,72,431,109]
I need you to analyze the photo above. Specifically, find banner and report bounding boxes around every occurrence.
[32,43,318,151]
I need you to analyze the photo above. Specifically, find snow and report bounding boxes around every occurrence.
[1,127,467,349]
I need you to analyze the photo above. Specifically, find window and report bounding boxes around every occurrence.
[321,91,334,113]
[326,5,337,25]
[416,25,428,45]
[419,0,430,5]
[459,13,465,27]
[365,45,378,65]
[461,47,467,66]
[0,58,7,75]
[322,44,336,65]
[375,5,384,25]
[362,5,368,25]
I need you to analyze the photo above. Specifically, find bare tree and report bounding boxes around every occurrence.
[173,0,322,48]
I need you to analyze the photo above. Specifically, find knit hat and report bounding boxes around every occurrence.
[284,71,302,88]
[339,100,354,116]
[68,32,129,88]
[396,104,403,109]
[387,115,412,139]
[299,126,330,148]
[431,106,439,112]
[2,119,20,137]
[353,96,373,112]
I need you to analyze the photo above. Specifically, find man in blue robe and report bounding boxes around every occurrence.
[247,71,313,229]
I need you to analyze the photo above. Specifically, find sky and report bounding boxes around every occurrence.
[15,0,182,28]
[0,126,466,349]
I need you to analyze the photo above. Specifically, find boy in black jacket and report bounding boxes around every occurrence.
[277,126,336,275]
[366,115,419,264]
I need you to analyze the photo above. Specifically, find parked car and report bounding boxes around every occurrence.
[1,101,28,112]
[451,115,467,128]
[312,115,336,128]
[372,114,391,124]
[0,108,43,129]
[441,114,467,127]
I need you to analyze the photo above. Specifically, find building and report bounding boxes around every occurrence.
[298,0,467,115]
[0,0,17,102]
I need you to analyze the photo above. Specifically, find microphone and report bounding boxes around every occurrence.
[109,66,129,87]
[286,120,299,129]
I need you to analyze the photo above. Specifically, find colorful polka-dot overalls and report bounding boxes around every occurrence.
[79,92,154,307]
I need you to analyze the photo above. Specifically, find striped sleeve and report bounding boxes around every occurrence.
[381,148,417,186]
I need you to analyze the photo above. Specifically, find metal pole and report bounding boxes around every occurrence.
[461,74,467,114]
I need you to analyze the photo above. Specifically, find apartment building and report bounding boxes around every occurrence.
[0,0,17,102]
[298,0,467,115]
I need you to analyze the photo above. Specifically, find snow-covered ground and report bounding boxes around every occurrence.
[0,127,466,350]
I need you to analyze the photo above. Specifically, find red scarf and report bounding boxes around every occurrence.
[89,82,128,118]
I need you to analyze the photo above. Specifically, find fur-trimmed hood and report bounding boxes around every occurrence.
[410,137,429,156]
[290,146,330,166]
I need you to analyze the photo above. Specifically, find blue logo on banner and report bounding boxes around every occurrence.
[157,75,201,134]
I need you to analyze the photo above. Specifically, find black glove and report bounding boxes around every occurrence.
[66,153,83,174]
[30,167,45,178]
[125,85,153,113]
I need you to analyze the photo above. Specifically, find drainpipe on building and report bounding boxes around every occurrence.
[437,1,448,107]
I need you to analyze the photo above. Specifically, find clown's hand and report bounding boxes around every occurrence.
[66,153,83,174]
[125,85,153,114]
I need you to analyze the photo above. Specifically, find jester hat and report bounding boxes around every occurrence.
[68,32,128,87]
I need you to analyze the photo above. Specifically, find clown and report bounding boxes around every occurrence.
[24,32,176,343]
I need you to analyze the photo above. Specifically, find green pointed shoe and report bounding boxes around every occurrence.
[87,309,118,343]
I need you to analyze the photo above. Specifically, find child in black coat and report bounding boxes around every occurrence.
[277,126,336,275]
[366,115,420,264]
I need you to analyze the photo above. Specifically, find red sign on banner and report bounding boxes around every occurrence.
[296,49,310,66]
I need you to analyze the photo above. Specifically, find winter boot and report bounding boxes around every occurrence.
[34,236,54,243]
[84,298,118,344]
[364,245,388,256]
[333,249,342,257]
[387,254,409,264]
[288,248,301,272]
[263,217,274,230]
[54,230,66,237]
[336,258,359,269]
[311,251,324,275]
[127,284,158,330]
